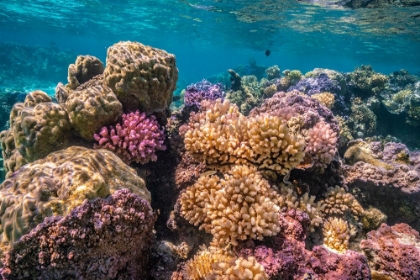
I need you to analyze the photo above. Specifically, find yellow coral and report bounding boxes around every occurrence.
[211,256,269,280]
[180,165,284,247]
[182,246,234,280]
[181,247,268,280]
[310,92,335,109]
[323,217,350,253]
[323,186,364,218]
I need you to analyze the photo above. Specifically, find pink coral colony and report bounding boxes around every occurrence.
[94,110,166,164]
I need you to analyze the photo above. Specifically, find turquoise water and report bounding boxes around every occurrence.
[1,0,419,95]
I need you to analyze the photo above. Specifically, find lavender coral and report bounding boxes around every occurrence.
[183,79,225,108]
[94,110,166,164]
[0,189,156,280]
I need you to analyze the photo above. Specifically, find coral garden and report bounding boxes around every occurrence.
[0,41,419,279]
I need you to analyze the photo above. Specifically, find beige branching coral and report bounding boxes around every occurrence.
[323,217,350,253]
[181,246,234,280]
[305,121,338,169]
[310,92,335,109]
[182,99,305,175]
[179,165,284,246]
[211,256,268,280]
[323,186,364,218]
[180,247,268,280]
[278,185,325,230]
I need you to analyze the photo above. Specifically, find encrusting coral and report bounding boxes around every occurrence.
[103,41,178,117]
[181,99,305,175]
[323,217,350,253]
[179,165,284,247]
[94,110,166,164]
[0,189,156,280]
[0,146,150,252]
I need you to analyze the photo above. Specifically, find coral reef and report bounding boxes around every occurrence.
[343,141,420,194]
[65,55,104,90]
[346,65,388,97]
[183,79,225,108]
[179,165,284,246]
[103,41,178,117]
[265,65,281,80]
[310,92,335,108]
[360,223,420,280]
[0,146,149,252]
[237,240,370,279]
[288,73,342,96]
[0,189,156,280]
[350,100,378,137]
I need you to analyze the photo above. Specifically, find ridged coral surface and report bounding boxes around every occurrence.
[103,41,178,115]
[3,90,73,166]
[0,146,150,252]
[0,189,156,280]
[65,55,104,90]
[179,165,283,246]
[64,76,123,140]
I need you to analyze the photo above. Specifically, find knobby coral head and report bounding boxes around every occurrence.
[94,110,166,164]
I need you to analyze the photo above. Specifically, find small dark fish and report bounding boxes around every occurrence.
[265,50,271,56]
[173,95,181,102]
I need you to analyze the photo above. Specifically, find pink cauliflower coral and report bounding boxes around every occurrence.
[94,110,166,164]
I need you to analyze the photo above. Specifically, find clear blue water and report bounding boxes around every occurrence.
[1,0,419,97]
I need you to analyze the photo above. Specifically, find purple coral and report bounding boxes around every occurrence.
[184,79,225,108]
[0,189,156,279]
[94,110,166,164]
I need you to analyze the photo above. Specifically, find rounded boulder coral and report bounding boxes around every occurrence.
[103,41,178,117]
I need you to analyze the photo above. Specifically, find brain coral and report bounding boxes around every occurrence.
[63,76,123,140]
[7,90,73,163]
[0,146,150,252]
[66,55,104,90]
[182,99,305,175]
[103,41,178,116]
[0,189,156,280]
[179,165,284,246]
